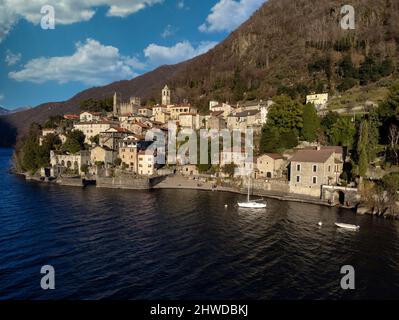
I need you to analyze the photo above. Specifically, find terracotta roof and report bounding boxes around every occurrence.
[262,153,284,160]
[64,114,79,120]
[291,149,335,163]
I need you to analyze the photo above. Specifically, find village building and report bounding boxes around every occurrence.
[306,93,329,110]
[138,150,156,176]
[209,102,235,119]
[119,142,139,173]
[227,110,262,131]
[179,164,199,176]
[99,127,132,151]
[90,145,117,166]
[168,104,198,120]
[73,121,114,143]
[256,154,285,179]
[207,111,227,131]
[113,93,141,117]
[121,122,150,136]
[50,150,91,176]
[80,111,102,122]
[138,107,153,118]
[289,146,343,197]
[152,105,171,124]
[64,114,80,121]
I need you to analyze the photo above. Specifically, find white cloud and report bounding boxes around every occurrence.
[199,0,265,33]
[161,24,177,38]
[5,50,21,66]
[0,0,163,42]
[8,38,218,85]
[177,1,185,9]
[0,94,4,101]
[9,38,146,85]
[144,41,217,66]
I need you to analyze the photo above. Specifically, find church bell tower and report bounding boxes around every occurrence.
[162,85,171,105]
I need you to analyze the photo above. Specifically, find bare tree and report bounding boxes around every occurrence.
[388,124,399,165]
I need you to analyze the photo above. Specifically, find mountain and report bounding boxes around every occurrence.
[0,107,9,116]
[1,0,399,146]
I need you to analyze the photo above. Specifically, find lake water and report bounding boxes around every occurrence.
[1,147,399,300]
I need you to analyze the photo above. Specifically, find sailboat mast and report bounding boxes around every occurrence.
[247,175,250,202]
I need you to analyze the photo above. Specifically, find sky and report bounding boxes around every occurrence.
[0,0,266,110]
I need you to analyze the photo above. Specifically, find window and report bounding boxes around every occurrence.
[313,165,317,173]
[297,164,301,172]
[312,177,317,184]
[296,176,301,183]
[328,165,331,172]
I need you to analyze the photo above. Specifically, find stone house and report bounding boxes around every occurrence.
[168,104,198,120]
[138,107,153,118]
[138,151,156,176]
[90,146,117,166]
[119,143,139,173]
[207,111,227,131]
[256,153,285,179]
[289,146,343,197]
[50,150,91,176]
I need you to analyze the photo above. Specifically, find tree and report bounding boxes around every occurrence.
[260,125,280,153]
[232,68,246,102]
[267,95,304,134]
[302,103,320,142]
[379,58,395,77]
[90,135,99,145]
[62,130,85,154]
[359,56,379,85]
[114,158,122,167]
[388,124,399,165]
[357,120,369,177]
[329,117,356,149]
[80,164,89,174]
[222,163,237,178]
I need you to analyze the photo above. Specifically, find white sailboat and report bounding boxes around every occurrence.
[238,176,267,209]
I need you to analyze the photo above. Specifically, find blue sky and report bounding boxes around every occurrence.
[0,0,265,110]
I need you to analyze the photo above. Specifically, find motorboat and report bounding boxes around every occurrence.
[335,223,360,230]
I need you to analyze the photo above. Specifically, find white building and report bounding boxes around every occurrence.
[306,93,329,110]
[73,121,113,143]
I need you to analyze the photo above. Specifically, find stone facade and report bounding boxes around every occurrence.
[50,150,91,176]
[289,147,343,198]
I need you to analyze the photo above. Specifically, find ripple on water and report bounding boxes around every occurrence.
[1,148,399,299]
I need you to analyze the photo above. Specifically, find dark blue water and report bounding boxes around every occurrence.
[1,148,399,300]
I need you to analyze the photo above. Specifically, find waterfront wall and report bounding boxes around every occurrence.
[97,175,151,190]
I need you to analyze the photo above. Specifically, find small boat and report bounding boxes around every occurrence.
[335,223,360,230]
[238,201,267,209]
[238,176,267,209]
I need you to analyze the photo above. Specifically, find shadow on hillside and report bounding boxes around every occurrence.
[0,117,17,147]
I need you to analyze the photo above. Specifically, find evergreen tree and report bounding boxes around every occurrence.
[357,120,370,177]
[302,103,320,142]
